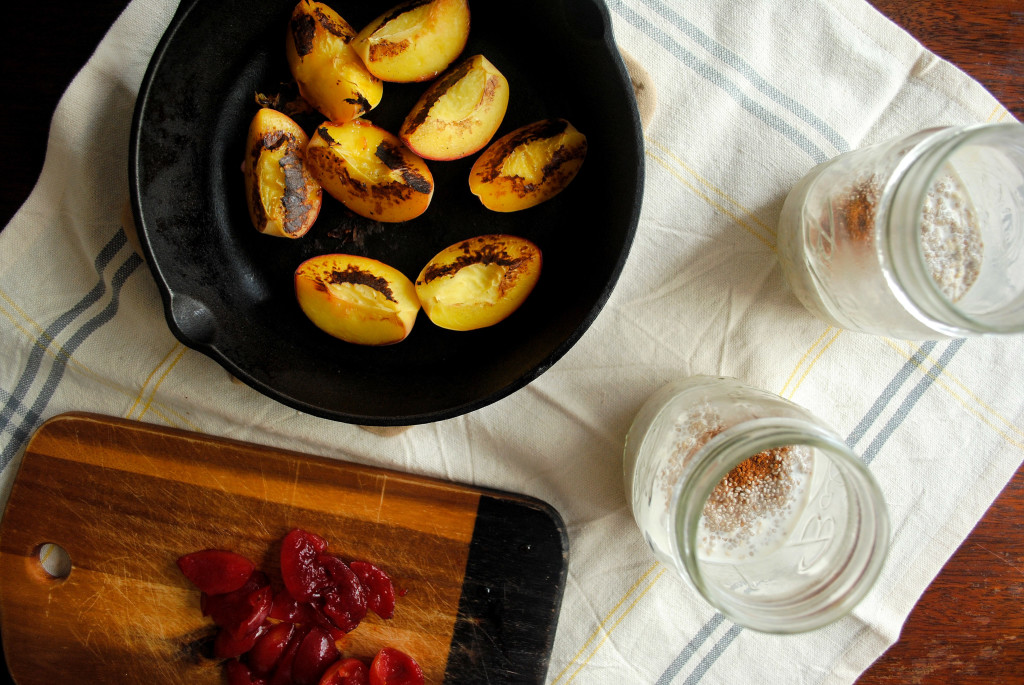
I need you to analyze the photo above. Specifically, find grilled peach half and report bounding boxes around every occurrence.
[399,54,509,161]
[285,0,383,124]
[295,254,420,345]
[305,120,434,222]
[352,0,471,83]
[415,235,542,331]
[469,119,587,212]
[243,107,322,238]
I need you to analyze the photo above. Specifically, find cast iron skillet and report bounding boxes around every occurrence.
[129,0,644,426]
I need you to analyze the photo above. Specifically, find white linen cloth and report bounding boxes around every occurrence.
[1,0,1021,683]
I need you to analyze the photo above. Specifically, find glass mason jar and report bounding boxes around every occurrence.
[777,123,1024,339]
[623,376,889,633]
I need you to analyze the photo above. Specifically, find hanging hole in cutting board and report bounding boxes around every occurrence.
[35,543,72,580]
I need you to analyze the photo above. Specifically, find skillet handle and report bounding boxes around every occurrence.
[168,294,217,347]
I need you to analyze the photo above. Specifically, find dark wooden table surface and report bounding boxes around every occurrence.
[857,1,1024,683]
[0,1,1021,684]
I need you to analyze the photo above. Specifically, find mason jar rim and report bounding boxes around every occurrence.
[879,122,1024,336]
[668,416,890,633]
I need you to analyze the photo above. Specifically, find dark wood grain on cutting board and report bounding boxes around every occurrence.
[0,414,566,684]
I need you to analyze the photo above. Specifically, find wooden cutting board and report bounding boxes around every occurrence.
[0,413,567,684]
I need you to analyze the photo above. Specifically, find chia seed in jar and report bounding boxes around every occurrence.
[699,443,813,560]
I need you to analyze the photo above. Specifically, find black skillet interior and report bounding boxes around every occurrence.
[129,0,644,425]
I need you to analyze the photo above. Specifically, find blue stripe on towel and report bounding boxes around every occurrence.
[681,624,743,685]
[846,342,938,449]
[654,614,725,685]
[0,229,142,470]
[0,231,127,428]
[861,338,965,464]
[639,0,849,154]
[607,0,831,163]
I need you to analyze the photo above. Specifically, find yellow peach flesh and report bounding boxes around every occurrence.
[431,67,487,120]
[325,281,403,314]
[353,0,470,83]
[469,119,587,212]
[332,54,381,100]
[428,263,504,307]
[256,147,288,218]
[306,120,434,222]
[333,131,395,185]
[372,4,429,41]
[244,108,321,238]
[318,24,349,55]
[400,55,509,161]
[415,235,541,331]
[499,136,569,184]
[295,255,420,345]
[286,1,382,123]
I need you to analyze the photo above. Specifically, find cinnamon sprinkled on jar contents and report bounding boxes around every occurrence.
[646,405,813,561]
[700,445,811,557]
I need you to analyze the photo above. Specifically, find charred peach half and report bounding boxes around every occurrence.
[352,0,471,83]
[295,254,420,345]
[415,235,542,331]
[243,107,322,238]
[305,119,434,222]
[285,0,383,124]
[469,119,587,212]
[399,54,509,161]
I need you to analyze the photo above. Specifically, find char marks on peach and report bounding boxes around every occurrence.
[279,150,317,235]
[374,143,432,194]
[313,6,354,40]
[420,238,534,287]
[325,265,396,302]
[290,14,317,57]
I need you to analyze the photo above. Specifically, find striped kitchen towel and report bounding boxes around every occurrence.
[0,0,1020,683]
